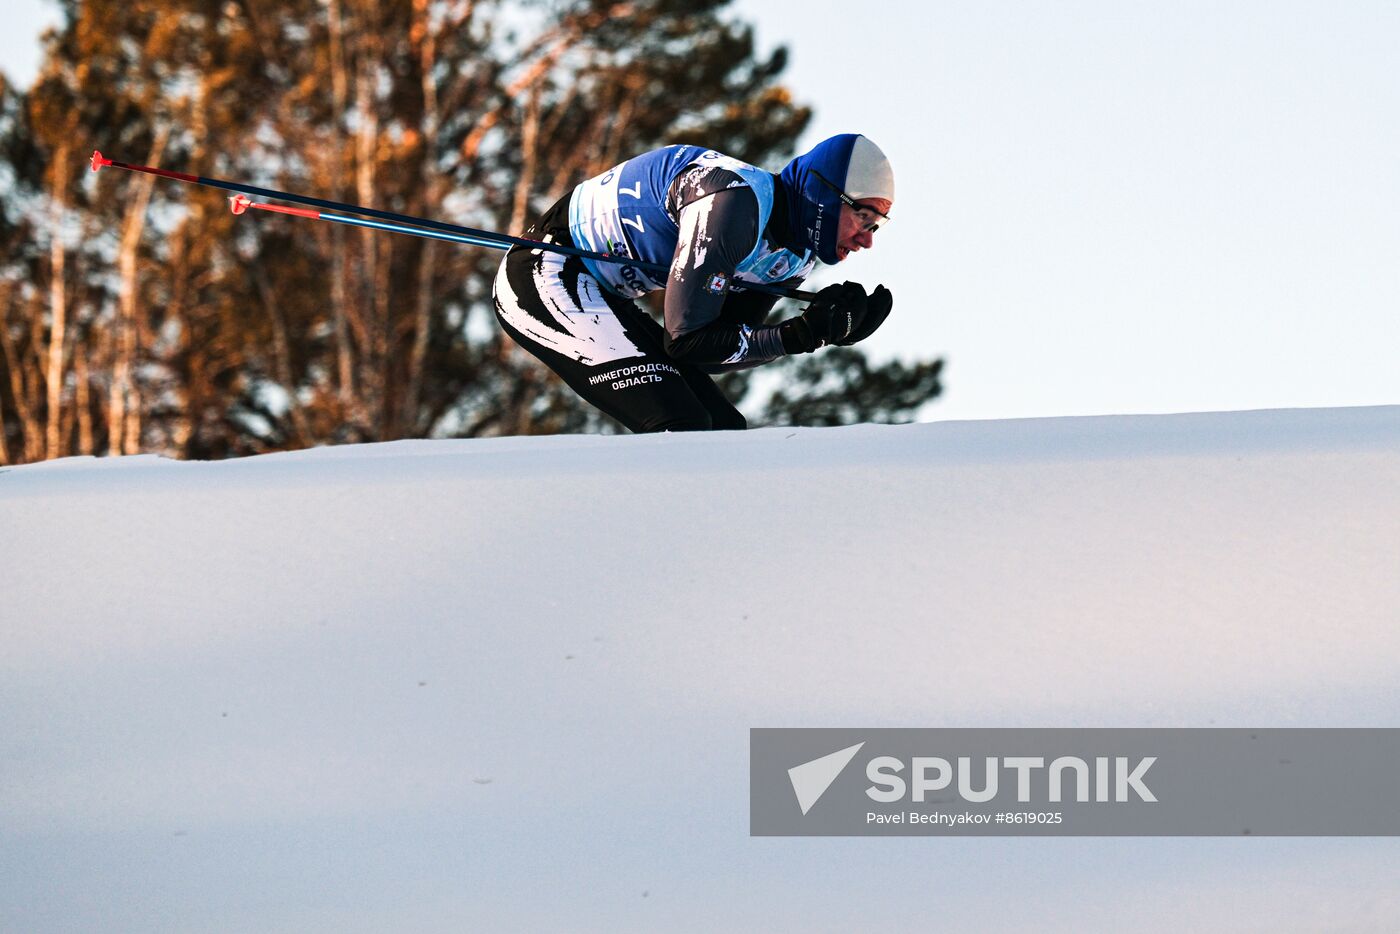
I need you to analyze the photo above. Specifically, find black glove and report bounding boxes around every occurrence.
[836,285,892,346]
[778,282,868,354]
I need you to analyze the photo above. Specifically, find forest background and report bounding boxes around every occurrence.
[0,0,943,463]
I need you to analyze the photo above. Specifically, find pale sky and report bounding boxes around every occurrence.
[5,0,1397,422]
[740,0,1400,420]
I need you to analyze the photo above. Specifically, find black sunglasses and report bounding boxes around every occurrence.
[811,169,891,233]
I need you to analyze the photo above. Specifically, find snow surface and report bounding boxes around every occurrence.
[4,405,1400,933]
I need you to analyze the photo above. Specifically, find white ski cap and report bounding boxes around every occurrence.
[844,135,894,205]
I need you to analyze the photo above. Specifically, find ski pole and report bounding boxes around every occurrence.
[90,150,819,302]
[228,194,518,252]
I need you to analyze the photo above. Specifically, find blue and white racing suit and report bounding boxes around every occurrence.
[492,145,815,432]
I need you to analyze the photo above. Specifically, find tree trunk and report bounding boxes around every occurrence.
[0,296,42,463]
[508,84,542,237]
[75,343,93,455]
[252,264,312,445]
[402,0,442,437]
[110,126,168,455]
[327,0,356,408]
[354,10,383,436]
[45,142,70,460]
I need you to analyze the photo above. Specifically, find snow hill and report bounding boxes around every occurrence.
[4,406,1400,933]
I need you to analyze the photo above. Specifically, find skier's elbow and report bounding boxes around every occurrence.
[663,329,701,363]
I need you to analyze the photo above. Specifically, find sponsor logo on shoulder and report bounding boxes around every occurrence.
[706,272,730,295]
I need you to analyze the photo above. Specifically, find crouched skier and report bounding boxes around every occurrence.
[491,133,896,432]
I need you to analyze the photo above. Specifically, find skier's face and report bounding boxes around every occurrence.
[835,198,892,262]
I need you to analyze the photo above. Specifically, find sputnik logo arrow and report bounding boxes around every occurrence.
[788,742,865,815]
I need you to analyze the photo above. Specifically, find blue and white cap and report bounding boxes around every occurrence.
[779,133,894,264]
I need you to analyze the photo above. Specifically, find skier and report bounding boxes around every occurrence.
[492,133,895,432]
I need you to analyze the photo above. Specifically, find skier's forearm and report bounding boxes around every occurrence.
[663,321,787,366]
[720,287,782,327]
